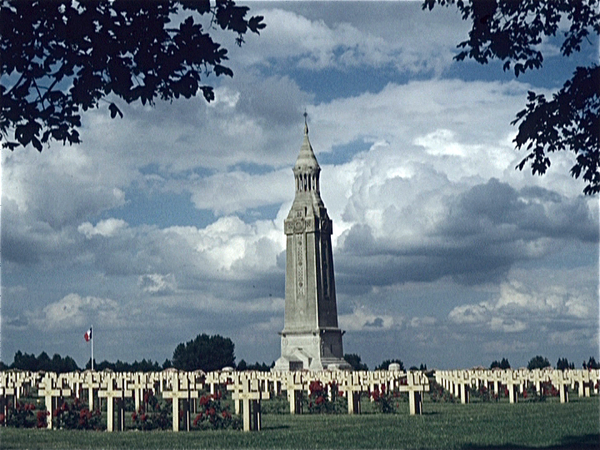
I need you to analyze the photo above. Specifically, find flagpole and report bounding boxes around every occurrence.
[91,326,94,372]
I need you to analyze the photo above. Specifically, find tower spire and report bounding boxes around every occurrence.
[274,119,350,372]
[303,111,308,135]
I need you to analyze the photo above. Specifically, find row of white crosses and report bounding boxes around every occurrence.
[435,369,600,404]
[24,370,203,432]
[4,367,596,432]
[0,371,42,419]
[222,368,430,429]
[260,369,429,416]
[227,375,271,431]
[1,368,430,432]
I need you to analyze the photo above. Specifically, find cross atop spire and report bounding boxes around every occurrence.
[303,111,308,135]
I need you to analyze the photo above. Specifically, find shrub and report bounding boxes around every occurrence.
[370,385,396,413]
[470,384,492,402]
[541,382,559,398]
[304,381,346,414]
[192,391,240,430]
[130,389,170,431]
[520,384,546,402]
[53,397,102,430]
[5,402,38,428]
[429,380,455,403]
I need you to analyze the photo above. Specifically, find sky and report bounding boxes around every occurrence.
[2,1,599,371]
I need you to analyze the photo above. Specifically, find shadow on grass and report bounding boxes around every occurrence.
[462,433,600,450]
[263,425,291,431]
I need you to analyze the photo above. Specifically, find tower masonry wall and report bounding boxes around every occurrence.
[275,122,351,371]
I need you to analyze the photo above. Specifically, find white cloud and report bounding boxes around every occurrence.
[448,303,492,325]
[483,339,534,357]
[235,8,389,70]
[549,328,598,347]
[490,317,527,333]
[231,3,465,75]
[138,273,177,295]
[31,293,120,330]
[416,129,468,157]
[410,316,438,328]
[339,305,398,332]
[448,269,598,338]
[187,169,291,215]
[163,216,284,275]
[79,218,128,239]
[2,146,128,229]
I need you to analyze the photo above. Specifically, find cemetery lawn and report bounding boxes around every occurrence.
[2,397,598,449]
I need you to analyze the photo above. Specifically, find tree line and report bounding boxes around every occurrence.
[490,356,599,371]
[0,333,236,373]
[2,335,598,373]
[0,350,169,374]
[0,333,277,373]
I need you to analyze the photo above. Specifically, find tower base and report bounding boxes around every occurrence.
[273,329,352,371]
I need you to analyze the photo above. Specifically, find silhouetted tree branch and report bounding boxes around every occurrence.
[0,0,265,152]
[423,0,599,194]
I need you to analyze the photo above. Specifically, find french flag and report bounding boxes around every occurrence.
[84,327,92,342]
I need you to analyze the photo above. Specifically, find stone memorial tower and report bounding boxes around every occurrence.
[274,116,350,371]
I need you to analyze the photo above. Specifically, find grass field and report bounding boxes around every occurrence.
[2,397,598,449]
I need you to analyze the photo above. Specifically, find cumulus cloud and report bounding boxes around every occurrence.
[138,273,177,295]
[448,274,598,334]
[229,8,389,70]
[549,329,598,348]
[187,169,291,215]
[448,303,492,325]
[410,316,438,328]
[79,218,128,239]
[339,305,398,332]
[30,294,120,330]
[2,145,128,229]
[163,216,284,275]
[334,149,597,286]
[229,3,465,75]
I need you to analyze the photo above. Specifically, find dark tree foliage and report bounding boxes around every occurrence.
[490,357,511,369]
[423,0,600,194]
[50,353,80,373]
[10,351,80,373]
[6,351,185,373]
[172,333,235,372]
[556,357,575,371]
[0,0,265,152]
[11,351,40,371]
[344,353,369,371]
[583,356,599,369]
[236,359,272,371]
[85,358,162,372]
[375,359,405,371]
[527,355,551,370]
